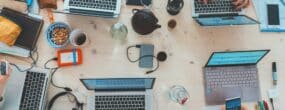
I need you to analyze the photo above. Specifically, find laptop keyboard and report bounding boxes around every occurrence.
[205,66,258,89]
[69,0,117,11]
[20,71,47,110]
[95,95,145,110]
[194,0,241,14]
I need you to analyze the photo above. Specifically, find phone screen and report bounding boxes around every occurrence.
[0,62,7,75]
[226,98,241,110]
[139,44,154,68]
[267,4,280,25]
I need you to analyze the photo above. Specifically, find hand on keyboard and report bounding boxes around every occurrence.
[199,0,251,9]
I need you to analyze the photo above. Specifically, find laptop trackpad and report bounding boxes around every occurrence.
[207,87,242,105]
[223,87,242,99]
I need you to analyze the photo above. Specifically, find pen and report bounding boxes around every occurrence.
[272,62,277,85]
[263,100,269,110]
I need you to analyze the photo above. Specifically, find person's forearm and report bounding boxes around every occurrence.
[0,84,6,97]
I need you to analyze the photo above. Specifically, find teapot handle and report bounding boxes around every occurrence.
[132,9,140,14]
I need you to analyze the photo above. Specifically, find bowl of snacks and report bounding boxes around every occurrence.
[46,22,71,48]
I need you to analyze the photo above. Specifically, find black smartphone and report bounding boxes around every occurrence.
[139,44,154,68]
[226,97,241,110]
[267,4,280,25]
[0,61,7,75]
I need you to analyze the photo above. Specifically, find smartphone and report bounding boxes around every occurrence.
[0,61,8,75]
[226,97,241,110]
[267,4,280,25]
[139,44,154,68]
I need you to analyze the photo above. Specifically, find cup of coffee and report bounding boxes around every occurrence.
[168,19,177,29]
[69,29,89,47]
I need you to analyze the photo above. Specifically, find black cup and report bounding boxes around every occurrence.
[167,0,184,15]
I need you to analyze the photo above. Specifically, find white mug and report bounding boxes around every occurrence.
[69,29,89,47]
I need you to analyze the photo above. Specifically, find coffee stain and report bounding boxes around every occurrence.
[91,48,97,54]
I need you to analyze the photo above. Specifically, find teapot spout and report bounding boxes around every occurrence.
[155,24,162,28]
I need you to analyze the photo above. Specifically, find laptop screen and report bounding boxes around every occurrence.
[206,50,269,66]
[81,78,155,91]
[196,15,258,26]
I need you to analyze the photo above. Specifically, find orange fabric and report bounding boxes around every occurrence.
[0,16,22,46]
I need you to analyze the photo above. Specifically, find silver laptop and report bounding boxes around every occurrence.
[3,66,50,110]
[203,50,270,105]
[63,0,121,18]
[81,78,155,110]
[192,0,259,26]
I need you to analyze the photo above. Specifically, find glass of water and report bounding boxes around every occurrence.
[169,85,190,105]
[110,22,128,42]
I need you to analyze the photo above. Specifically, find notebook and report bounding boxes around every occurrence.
[0,7,43,50]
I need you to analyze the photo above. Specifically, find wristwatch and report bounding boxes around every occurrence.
[0,96,3,101]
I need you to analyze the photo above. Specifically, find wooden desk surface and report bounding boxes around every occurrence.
[1,0,285,110]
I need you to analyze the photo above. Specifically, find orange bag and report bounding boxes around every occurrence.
[0,16,22,46]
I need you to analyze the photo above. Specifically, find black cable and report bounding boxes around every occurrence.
[281,0,285,6]
[126,45,160,74]
[10,46,39,72]
[44,57,72,91]
[270,98,275,110]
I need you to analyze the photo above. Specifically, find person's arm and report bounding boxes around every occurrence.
[0,60,11,108]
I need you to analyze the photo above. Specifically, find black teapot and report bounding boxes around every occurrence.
[131,9,161,35]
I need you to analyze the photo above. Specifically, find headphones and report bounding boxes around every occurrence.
[47,90,83,110]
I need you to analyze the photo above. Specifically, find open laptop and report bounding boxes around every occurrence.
[3,66,50,110]
[63,0,121,18]
[192,0,259,26]
[80,78,155,110]
[203,50,270,105]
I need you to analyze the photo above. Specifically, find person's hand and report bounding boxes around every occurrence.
[199,0,251,9]
[221,106,248,110]
[0,60,11,85]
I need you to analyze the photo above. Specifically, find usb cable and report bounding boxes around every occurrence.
[281,0,285,6]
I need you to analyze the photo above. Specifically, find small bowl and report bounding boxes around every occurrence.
[46,22,71,48]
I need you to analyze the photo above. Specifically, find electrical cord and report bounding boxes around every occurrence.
[44,57,72,91]
[281,0,285,6]
[126,45,160,74]
[270,98,275,110]
[140,0,152,9]
[10,46,39,72]
[44,57,83,110]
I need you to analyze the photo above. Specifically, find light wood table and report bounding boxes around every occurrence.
[1,0,285,110]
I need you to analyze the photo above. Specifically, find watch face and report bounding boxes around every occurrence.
[226,98,241,110]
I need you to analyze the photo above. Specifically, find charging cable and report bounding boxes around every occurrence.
[44,57,83,110]
[281,0,285,6]
[9,46,39,72]
[126,45,160,74]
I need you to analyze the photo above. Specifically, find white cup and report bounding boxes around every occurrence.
[69,29,89,47]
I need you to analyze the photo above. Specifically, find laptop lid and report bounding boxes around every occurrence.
[80,78,156,91]
[206,50,270,67]
[195,15,259,26]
